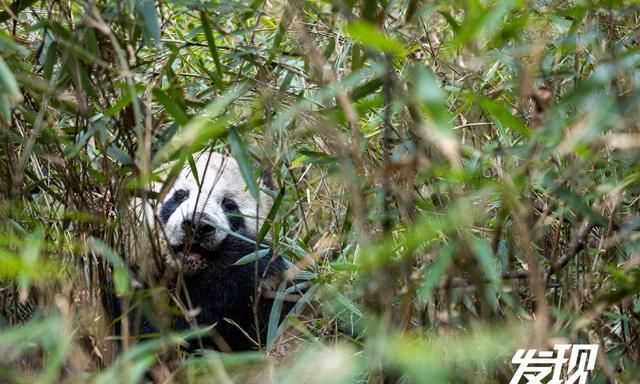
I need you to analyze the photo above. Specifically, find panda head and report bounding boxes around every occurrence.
[157,152,273,274]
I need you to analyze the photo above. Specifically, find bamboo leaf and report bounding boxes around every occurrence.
[200,11,225,90]
[152,83,250,167]
[153,87,189,125]
[228,127,260,200]
[345,21,407,57]
[137,0,162,46]
[257,185,285,244]
[90,238,130,296]
[232,248,271,266]
[0,57,22,103]
[266,279,287,350]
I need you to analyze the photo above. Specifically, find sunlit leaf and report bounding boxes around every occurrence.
[345,21,407,57]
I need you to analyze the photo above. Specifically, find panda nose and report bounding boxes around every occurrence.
[181,218,216,240]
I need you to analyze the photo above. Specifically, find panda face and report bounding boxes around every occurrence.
[157,153,273,273]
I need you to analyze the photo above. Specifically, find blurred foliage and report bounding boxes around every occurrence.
[1,0,640,382]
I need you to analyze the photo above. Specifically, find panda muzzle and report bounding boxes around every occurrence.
[173,214,217,262]
[181,215,216,241]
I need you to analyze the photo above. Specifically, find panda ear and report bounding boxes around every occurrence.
[255,161,275,190]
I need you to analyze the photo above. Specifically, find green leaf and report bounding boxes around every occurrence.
[266,279,287,350]
[104,92,134,118]
[187,154,200,187]
[95,326,213,384]
[152,87,189,125]
[330,262,360,272]
[351,43,364,71]
[200,11,225,90]
[90,238,130,296]
[42,42,58,80]
[84,28,100,58]
[413,65,451,130]
[438,11,460,34]
[232,248,271,266]
[107,146,133,166]
[152,83,250,167]
[137,0,162,46]
[345,21,407,57]
[0,56,22,103]
[469,236,500,283]
[411,64,461,163]
[228,127,260,200]
[474,94,531,138]
[420,241,457,298]
[17,230,44,291]
[268,5,291,62]
[555,188,608,227]
[0,94,10,121]
[257,185,285,244]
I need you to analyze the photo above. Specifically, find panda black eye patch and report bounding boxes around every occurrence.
[221,197,239,212]
[221,197,244,231]
[159,189,189,223]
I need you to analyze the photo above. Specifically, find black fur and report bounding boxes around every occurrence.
[221,197,245,232]
[159,189,189,223]
[128,232,286,351]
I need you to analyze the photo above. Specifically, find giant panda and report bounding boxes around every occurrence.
[129,151,287,352]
